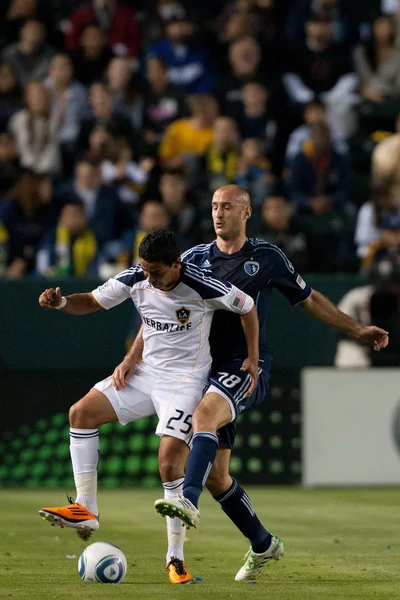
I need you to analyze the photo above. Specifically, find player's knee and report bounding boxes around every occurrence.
[69,400,94,429]
[192,403,216,430]
[159,457,182,483]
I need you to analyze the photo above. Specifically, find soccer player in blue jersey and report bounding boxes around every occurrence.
[153,184,389,580]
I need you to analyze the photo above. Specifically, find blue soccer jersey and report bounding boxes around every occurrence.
[182,239,312,448]
[182,238,312,371]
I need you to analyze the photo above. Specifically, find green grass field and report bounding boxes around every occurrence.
[1,488,399,600]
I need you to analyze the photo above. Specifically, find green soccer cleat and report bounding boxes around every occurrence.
[234,535,285,581]
[154,494,200,529]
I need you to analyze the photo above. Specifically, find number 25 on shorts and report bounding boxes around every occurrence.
[166,409,192,434]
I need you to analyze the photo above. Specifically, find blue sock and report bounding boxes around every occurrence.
[214,479,272,553]
[183,432,219,508]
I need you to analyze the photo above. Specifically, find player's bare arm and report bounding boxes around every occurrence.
[38,287,102,315]
[112,325,144,391]
[301,289,389,351]
[239,304,259,397]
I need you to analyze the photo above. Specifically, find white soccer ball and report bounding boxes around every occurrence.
[78,542,127,583]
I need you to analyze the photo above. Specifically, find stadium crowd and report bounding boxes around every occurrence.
[1,0,400,279]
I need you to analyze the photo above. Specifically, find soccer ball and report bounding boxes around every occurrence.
[78,542,127,583]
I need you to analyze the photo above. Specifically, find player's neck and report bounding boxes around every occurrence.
[216,235,247,255]
[161,264,182,291]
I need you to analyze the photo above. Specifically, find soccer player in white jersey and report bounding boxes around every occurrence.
[37,229,259,584]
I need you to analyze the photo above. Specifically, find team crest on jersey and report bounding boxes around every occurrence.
[244,261,259,276]
[175,307,191,324]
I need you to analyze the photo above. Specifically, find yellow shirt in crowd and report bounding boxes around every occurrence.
[159,119,213,162]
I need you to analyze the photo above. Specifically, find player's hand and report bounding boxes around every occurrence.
[112,358,138,391]
[240,358,259,397]
[38,287,63,309]
[356,325,389,351]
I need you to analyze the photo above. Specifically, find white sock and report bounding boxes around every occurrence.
[69,428,99,516]
[163,478,185,562]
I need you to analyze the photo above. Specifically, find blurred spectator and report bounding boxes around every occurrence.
[0,172,53,277]
[283,15,358,136]
[2,19,54,88]
[147,12,215,95]
[189,116,240,196]
[159,93,218,169]
[101,136,154,215]
[355,182,400,268]
[143,57,186,146]
[286,123,352,212]
[76,82,137,155]
[121,200,170,265]
[53,157,128,247]
[334,283,374,367]
[286,100,348,166]
[218,36,264,114]
[0,132,24,196]
[218,0,291,72]
[0,62,23,131]
[106,57,143,130]
[2,0,39,46]
[219,12,255,46]
[234,81,277,152]
[335,263,400,367]
[36,203,98,276]
[159,170,197,249]
[285,0,360,51]
[9,80,61,175]
[235,138,274,208]
[0,219,9,276]
[87,124,116,161]
[45,53,89,174]
[354,15,400,103]
[371,114,400,196]
[99,199,170,277]
[253,194,311,271]
[70,24,115,88]
[65,0,139,58]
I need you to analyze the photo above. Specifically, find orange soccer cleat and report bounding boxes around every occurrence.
[166,557,192,584]
[39,496,99,541]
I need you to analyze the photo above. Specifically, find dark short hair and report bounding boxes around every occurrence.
[139,229,180,266]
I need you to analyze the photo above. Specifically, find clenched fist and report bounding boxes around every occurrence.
[39,287,63,309]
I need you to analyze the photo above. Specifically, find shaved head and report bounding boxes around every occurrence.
[211,185,252,242]
[213,185,251,209]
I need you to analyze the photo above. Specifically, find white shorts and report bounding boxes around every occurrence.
[93,363,207,444]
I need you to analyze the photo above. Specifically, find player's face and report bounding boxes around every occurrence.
[212,195,250,240]
[139,259,181,290]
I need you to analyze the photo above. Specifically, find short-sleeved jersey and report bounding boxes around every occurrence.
[182,238,312,369]
[92,263,253,378]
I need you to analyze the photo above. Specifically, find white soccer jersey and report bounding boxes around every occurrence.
[92,263,254,378]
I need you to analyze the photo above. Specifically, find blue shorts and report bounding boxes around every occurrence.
[206,360,270,449]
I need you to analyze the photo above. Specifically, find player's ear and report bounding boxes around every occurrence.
[175,257,182,268]
[244,206,252,220]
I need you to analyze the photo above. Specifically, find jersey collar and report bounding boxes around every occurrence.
[212,239,251,258]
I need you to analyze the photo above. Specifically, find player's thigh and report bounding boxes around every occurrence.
[69,388,119,429]
[91,368,157,426]
[158,435,190,483]
[206,448,232,497]
[152,374,206,444]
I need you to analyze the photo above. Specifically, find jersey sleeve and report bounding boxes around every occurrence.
[91,267,144,309]
[205,283,254,315]
[269,248,312,306]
